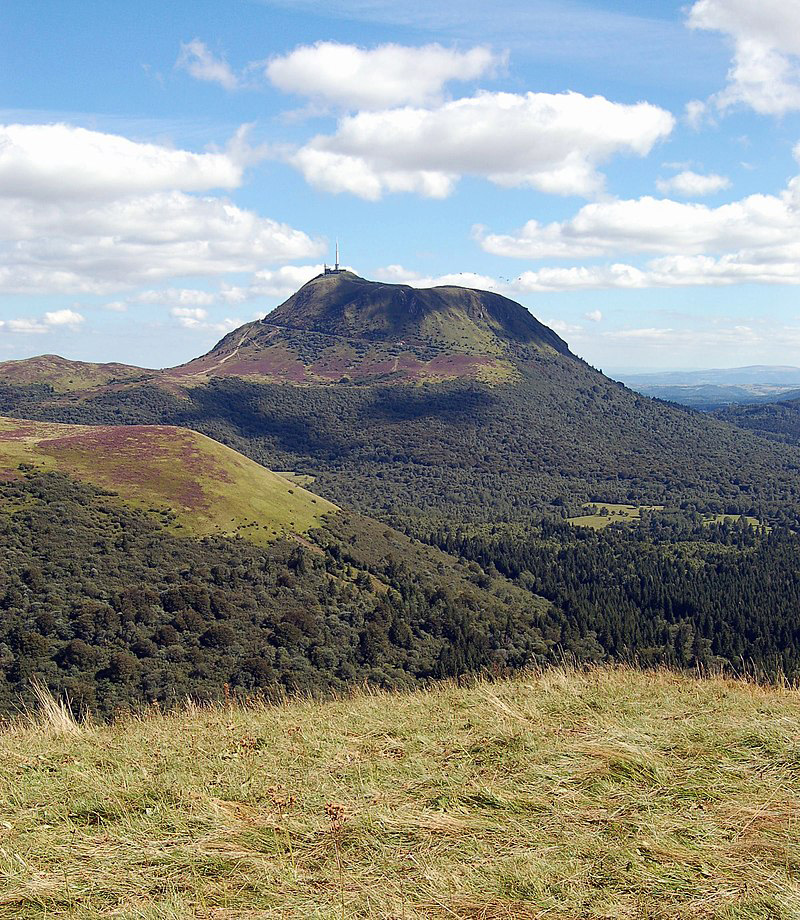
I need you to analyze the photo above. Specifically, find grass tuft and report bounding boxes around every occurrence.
[28,677,81,735]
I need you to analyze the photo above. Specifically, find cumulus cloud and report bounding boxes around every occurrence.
[687,0,800,115]
[169,305,242,333]
[226,264,326,304]
[656,170,731,197]
[585,309,603,322]
[291,91,674,199]
[0,124,243,200]
[478,176,800,264]
[0,123,322,295]
[266,42,501,109]
[176,39,240,91]
[137,288,216,307]
[43,309,84,326]
[373,264,512,293]
[0,309,84,335]
[0,190,324,294]
[386,160,800,292]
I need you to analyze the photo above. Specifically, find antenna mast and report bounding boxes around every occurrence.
[324,239,343,275]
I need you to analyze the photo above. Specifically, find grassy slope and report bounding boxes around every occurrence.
[0,355,151,392]
[2,668,799,919]
[0,417,336,542]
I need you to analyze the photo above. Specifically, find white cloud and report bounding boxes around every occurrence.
[0,309,84,335]
[291,91,674,199]
[176,39,240,91]
[0,190,324,294]
[688,0,800,115]
[103,300,128,313]
[373,263,514,293]
[685,99,708,128]
[585,309,603,322]
[0,123,322,295]
[478,178,800,263]
[656,170,731,197]
[137,288,216,307]
[170,307,208,321]
[0,124,243,200]
[3,318,49,335]
[43,309,84,327]
[266,42,501,109]
[170,305,243,333]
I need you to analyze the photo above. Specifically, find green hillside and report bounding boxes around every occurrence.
[715,396,800,448]
[3,667,799,918]
[0,417,336,542]
[0,354,151,393]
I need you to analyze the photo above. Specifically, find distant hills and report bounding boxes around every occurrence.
[618,365,800,408]
[715,395,800,447]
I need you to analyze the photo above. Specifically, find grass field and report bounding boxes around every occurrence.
[568,502,665,529]
[2,666,799,918]
[0,417,337,542]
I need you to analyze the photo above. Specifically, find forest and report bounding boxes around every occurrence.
[2,466,800,717]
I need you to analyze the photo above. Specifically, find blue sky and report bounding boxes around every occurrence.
[2,0,800,371]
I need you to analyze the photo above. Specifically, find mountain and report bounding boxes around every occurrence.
[2,274,800,711]
[172,270,571,385]
[2,272,800,526]
[618,365,800,408]
[0,416,336,542]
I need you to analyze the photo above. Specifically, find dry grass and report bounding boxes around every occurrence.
[2,666,800,918]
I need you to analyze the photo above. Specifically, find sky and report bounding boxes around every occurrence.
[2,0,800,372]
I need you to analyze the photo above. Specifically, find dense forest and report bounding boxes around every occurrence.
[424,511,800,679]
[2,467,800,717]
[2,373,800,531]
[715,396,800,447]
[0,471,555,717]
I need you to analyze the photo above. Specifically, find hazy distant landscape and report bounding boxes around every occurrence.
[619,365,800,408]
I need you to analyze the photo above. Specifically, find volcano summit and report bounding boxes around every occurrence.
[173,271,571,385]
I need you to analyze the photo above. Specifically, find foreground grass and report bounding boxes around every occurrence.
[1,667,800,918]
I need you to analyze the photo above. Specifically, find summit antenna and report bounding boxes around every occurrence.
[324,239,344,275]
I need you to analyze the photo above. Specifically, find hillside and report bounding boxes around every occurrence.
[0,354,152,392]
[0,467,554,717]
[0,416,336,542]
[715,396,800,447]
[3,667,800,918]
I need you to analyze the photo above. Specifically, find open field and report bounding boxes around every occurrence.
[1,667,799,918]
[0,417,336,542]
[568,502,665,529]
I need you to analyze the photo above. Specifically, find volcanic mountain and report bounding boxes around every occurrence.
[172,271,571,384]
[2,271,800,528]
